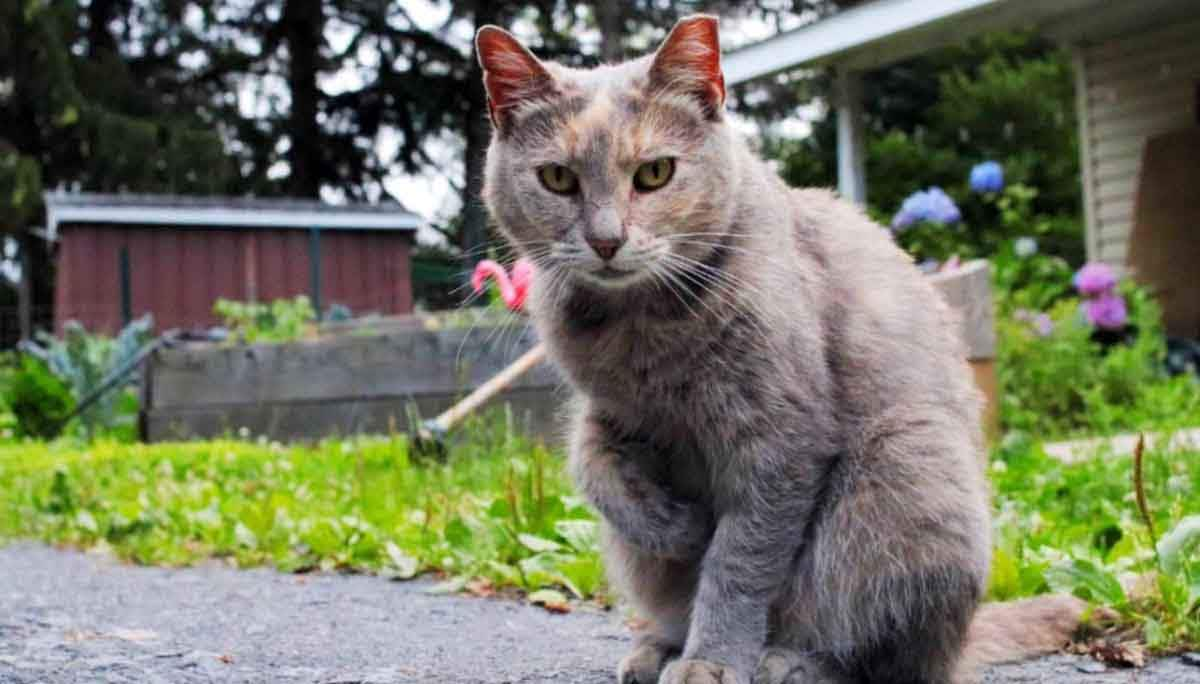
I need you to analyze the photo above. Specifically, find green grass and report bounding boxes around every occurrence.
[0,415,605,608]
[989,432,1200,651]
[0,417,1197,649]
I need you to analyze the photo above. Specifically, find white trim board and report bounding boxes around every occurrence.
[45,205,422,240]
[723,0,1011,84]
[720,0,1141,84]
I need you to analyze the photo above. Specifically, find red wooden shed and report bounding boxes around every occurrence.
[44,192,422,334]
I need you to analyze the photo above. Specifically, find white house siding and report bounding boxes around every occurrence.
[1076,19,1200,266]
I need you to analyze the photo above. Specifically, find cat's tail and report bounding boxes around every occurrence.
[956,595,1099,679]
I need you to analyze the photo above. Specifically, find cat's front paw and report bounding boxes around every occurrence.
[618,642,674,684]
[659,658,743,684]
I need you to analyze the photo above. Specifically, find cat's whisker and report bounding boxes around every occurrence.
[655,254,778,345]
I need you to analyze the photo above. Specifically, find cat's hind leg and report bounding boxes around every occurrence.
[606,532,700,684]
[768,415,991,684]
[754,648,846,684]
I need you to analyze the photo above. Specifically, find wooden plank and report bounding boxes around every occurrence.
[144,386,566,444]
[1084,41,1200,83]
[1084,19,1200,64]
[1093,156,1140,185]
[148,325,560,409]
[1095,197,1135,223]
[1074,47,1099,262]
[1086,70,1200,113]
[927,260,995,361]
[1088,89,1193,127]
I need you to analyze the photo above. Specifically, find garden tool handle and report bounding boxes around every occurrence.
[429,342,548,435]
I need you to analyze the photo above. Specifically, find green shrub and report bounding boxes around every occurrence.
[998,281,1200,438]
[214,295,316,344]
[4,356,74,439]
[24,316,152,439]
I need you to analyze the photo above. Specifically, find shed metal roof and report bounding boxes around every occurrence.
[43,192,423,240]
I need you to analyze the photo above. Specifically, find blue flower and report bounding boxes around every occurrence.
[1014,236,1038,258]
[891,187,962,231]
[969,161,1004,193]
[925,187,962,224]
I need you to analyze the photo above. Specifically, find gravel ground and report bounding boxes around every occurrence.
[2,542,1198,684]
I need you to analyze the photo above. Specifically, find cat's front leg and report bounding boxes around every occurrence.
[569,413,713,561]
[663,440,832,684]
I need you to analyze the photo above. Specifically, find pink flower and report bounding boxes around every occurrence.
[1073,262,1117,297]
[1085,291,1128,331]
[471,258,533,312]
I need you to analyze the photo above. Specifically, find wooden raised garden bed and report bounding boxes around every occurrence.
[140,260,996,444]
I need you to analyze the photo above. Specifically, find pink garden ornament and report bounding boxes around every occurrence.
[471,258,533,312]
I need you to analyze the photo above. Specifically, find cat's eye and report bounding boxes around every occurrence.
[633,158,675,192]
[538,165,579,195]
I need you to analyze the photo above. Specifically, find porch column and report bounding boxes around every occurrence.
[835,68,867,205]
[17,232,31,341]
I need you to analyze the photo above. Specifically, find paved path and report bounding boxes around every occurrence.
[1,543,1197,683]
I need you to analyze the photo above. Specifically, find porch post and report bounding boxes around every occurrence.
[835,68,867,206]
[17,232,32,341]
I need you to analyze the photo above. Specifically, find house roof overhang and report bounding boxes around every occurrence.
[723,0,1200,84]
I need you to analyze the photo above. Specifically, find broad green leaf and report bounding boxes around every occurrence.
[554,520,599,553]
[1156,515,1200,575]
[75,509,98,534]
[426,576,468,595]
[444,518,473,548]
[234,521,258,549]
[527,588,570,611]
[1044,559,1125,605]
[384,542,419,579]
[55,105,79,127]
[517,533,562,553]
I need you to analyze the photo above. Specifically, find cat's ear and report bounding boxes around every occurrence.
[648,15,726,120]
[475,26,556,132]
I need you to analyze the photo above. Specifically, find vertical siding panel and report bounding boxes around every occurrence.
[1081,18,1200,267]
[366,232,387,313]
[395,238,413,314]
[179,230,210,329]
[54,229,75,333]
[291,230,311,300]
[382,233,399,314]
[93,228,121,334]
[324,231,345,311]
[257,230,285,301]
[209,230,240,312]
[356,231,371,312]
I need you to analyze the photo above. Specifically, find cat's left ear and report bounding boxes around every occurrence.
[476,26,556,132]
[648,15,726,120]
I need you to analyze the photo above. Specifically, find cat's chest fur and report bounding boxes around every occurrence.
[545,297,774,502]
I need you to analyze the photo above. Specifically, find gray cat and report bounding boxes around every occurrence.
[477,16,1089,684]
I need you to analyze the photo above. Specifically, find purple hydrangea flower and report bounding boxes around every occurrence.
[1085,291,1128,330]
[891,187,962,231]
[1014,236,1037,258]
[1015,309,1055,337]
[1073,262,1118,296]
[1033,312,1054,337]
[969,161,1004,193]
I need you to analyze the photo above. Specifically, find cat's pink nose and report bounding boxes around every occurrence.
[587,237,624,261]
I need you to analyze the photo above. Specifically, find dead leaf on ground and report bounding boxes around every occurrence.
[1070,639,1147,668]
[528,589,571,614]
[110,628,159,643]
[465,578,495,598]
